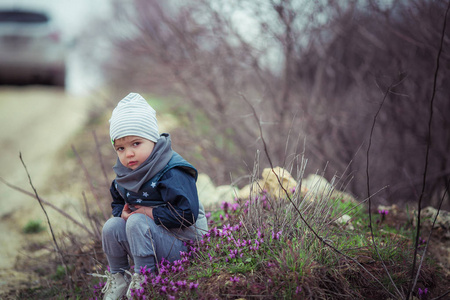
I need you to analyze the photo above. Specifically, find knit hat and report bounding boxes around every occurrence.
[109,93,159,145]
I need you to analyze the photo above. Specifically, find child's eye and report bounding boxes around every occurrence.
[133,142,140,146]
[116,147,124,152]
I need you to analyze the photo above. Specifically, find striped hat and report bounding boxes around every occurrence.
[109,93,159,145]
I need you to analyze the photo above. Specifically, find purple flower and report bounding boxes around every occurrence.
[141,275,148,286]
[176,280,187,288]
[378,209,389,216]
[152,275,161,285]
[418,287,428,298]
[272,230,282,240]
[230,276,239,283]
[189,282,199,290]
[160,257,169,266]
[136,288,144,297]
[221,201,230,211]
[140,265,148,275]
[231,203,240,211]
[296,286,302,294]
[159,285,168,294]
[257,230,264,239]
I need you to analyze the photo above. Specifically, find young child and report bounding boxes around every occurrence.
[99,93,208,299]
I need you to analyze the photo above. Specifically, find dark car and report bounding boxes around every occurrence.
[0,8,67,86]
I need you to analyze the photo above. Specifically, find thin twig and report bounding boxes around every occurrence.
[71,145,109,221]
[408,2,450,299]
[92,130,111,189]
[82,191,101,240]
[430,290,450,300]
[0,176,95,237]
[19,153,73,288]
[365,83,402,298]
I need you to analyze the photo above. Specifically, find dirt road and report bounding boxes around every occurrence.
[0,86,91,292]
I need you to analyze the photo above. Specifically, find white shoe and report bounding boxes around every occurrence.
[90,271,129,300]
[125,272,146,299]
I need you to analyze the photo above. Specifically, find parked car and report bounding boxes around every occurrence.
[0,8,67,86]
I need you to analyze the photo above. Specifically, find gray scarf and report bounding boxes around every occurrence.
[113,133,173,193]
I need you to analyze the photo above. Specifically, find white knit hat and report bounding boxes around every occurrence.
[109,93,159,144]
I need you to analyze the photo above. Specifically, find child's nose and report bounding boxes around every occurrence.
[126,149,134,157]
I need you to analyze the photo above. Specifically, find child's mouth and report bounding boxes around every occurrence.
[128,161,138,167]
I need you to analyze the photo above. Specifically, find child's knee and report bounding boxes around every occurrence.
[126,213,156,234]
[102,217,126,237]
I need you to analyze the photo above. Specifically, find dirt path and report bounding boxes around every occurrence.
[0,86,91,293]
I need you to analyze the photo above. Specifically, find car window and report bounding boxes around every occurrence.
[0,11,49,23]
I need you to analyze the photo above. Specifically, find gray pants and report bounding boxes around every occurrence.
[102,213,193,274]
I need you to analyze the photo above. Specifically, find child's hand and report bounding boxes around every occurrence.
[134,205,154,220]
[121,203,133,221]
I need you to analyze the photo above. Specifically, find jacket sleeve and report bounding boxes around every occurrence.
[152,168,199,229]
[110,180,125,217]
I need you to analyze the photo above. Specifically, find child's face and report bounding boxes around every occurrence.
[114,135,155,170]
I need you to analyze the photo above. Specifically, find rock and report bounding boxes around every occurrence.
[418,206,450,239]
[302,174,333,196]
[215,185,237,203]
[331,190,358,204]
[196,173,219,207]
[237,180,262,200]
[302,174,358,204]
[261,167,299,198]
[237,167,304,200]
[335,214,355,230]
[196,173,237,208]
